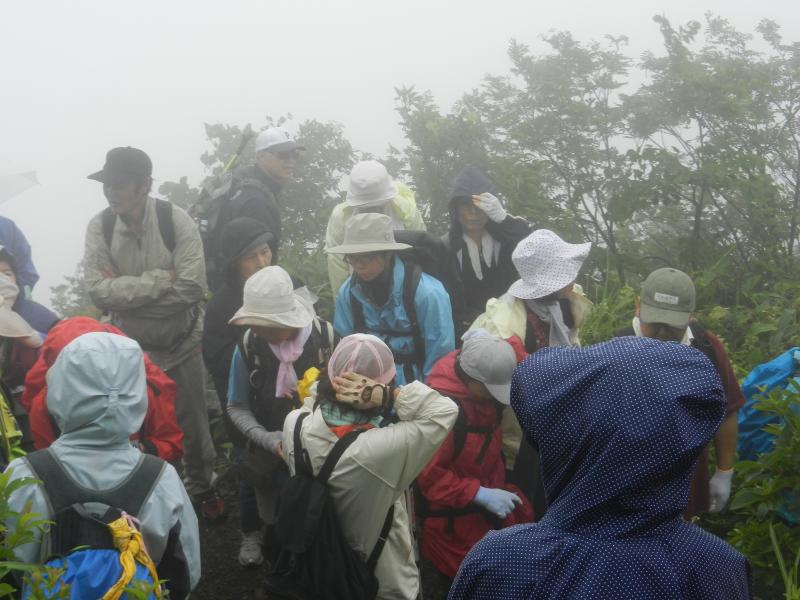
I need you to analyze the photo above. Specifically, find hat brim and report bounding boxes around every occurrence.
[258,140,305,154]
[234,232,275,262]
[345,182,398,208]
[0,309,42,348]
[87,169,134,185]
[228,295,315,329]
[325,241,411,255]
[484,381,511,405]
[639,303,691,330]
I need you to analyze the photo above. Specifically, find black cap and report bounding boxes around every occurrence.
[87,147,152,185]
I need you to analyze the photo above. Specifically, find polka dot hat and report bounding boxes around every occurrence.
[508,229,591,299]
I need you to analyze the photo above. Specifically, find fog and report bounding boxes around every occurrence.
[1,0,797,308]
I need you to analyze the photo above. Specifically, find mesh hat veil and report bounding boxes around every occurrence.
[327,333,396,385]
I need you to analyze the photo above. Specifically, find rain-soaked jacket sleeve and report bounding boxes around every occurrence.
[354,381,458,492]
[157,208,207,306]
[415,278,455,379]
[84,215,173,311]
[417,431,481,508]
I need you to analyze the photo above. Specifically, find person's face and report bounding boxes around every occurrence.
[0,261,17,286]
[457,200,489,235]
[103,178,148,217]
[237,244,273,281]
[256,149,298,181]
[465,379,495,403]
[251,325,299,344]
[346,252,391,282]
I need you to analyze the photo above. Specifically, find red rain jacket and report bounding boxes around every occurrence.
[419,350,533,578]
[21,317,183,461]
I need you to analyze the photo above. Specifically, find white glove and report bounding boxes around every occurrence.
[473,486,521,519]
[709,468,734,512]
[473,192,507,223]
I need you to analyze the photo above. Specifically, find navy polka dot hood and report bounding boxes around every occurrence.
[449,337,753,600]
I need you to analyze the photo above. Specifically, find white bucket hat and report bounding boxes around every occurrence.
[508,229,591,300]
[229,266,316,329]
[325,213,411,255]
[345,160,398,208]
[0,294,41,348]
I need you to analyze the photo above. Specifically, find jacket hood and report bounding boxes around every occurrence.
[512,336,725,536]
[46,331,147,447]
[449,167,496,201]
[448,168,499,249]
[219,217,275,286]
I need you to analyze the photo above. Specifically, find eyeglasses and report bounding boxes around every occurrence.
[274,150,300,161]
[345,252,381,266]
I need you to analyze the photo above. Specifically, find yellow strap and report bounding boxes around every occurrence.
[101,516,161,600]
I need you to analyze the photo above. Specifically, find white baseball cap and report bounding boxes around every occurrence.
[254,127,305,154]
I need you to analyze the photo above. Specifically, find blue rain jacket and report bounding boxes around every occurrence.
[0,216,39,292]
[450,337,752,600]
[739,346,799,460]
[334,256,454,385]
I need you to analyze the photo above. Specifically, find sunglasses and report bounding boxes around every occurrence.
[274,150,300,161]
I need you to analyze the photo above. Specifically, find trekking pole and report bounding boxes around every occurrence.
[222,125,255,175]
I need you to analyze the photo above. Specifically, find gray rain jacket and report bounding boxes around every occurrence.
[3,332,201,595]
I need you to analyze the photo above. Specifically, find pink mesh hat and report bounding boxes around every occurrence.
[327,333,396,384]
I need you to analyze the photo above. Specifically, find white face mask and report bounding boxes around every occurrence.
[0,274,19,306]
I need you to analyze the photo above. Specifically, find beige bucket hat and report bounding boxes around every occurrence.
[0,295,42,348]
[325,213,411,255]
[229,266,316,329]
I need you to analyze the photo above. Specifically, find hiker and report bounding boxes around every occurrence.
[0,247,59,336]
[221,127,303,254]
[418,333,534,589]
[445,167,531,324]
[0,293,41,469]
[83,146,224,522]
[202,217,274,566]
[4,332,200,599]
[450,337,752,600]
[226,266,336,533]
[281,333,459,599]
[330,213,455,385]
[0,216,39,295]
[22,316,183,462]
[468,228,593,514]
[326,160,425,294]
[619,268,744,516]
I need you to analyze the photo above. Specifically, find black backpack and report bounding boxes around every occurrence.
[102,198,175,252]
[190,173,273,291]
[21,449,175,597]
[265,411,395,600]
[349,230,464,382]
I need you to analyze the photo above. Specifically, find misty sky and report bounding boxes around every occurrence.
[1,0,797,308]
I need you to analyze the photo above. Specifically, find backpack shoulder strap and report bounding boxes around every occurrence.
[293,411,311,476]
[689,320,718,366]
[401,261,425,372]
[366,504,395,572]
[154,198,176,253]
[314,317,335,365]
[101,207,116,248]
[25,449,165,516]
[316,428,368,484]
[236,177,273,199]
[349,282,367,334]
[238,329,258,372]
[451,402,467,460]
